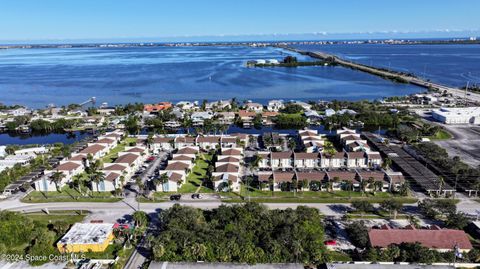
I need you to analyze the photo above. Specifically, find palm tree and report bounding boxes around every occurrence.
[367,177,375,191]
[158,173,169,192]
[374,181,384,193]
[91,171,106,192]
[50,171,64,192]
[382,157,392,170]
[288,138,296,151]
[359,180,368,195]
[145,133,154,151]
[72,174,85,195]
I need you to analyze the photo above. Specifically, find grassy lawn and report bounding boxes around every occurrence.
[327,251,352,262]
[223,185,417,204]
[22,186,122,203]
[427,129,452,140]
[102,137,139,163]
[24,210,88,224]
[178,153,215,193]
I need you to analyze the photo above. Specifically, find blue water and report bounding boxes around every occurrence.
[293,44,480,88]
[0,131,90,145]
[0,46,422,108]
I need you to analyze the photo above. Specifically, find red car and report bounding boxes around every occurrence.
[146,156,156,162]
[324,240,337,246]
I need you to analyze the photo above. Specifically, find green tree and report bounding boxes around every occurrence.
[380,199,403,219]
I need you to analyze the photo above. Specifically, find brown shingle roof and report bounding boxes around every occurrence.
[327,171,358,182]
[176,147,198,155]
[221,148,242,156]
[213,174,238,182]
[95,138,115,144]
[217,156,241,163]
[80,144,106,154]
[114,153,139,165]
[273,172,295,183]
[367,152,382,159]
[125,147,145,153]
[296,171,326,182]
[258,172,273,182]
[105,172,120,182]
[271,151,293,159]
[369,227,473,250]
[168,172,183,182]
[358,171,386,181]
[215,163,239,173]
[69,154,87,161]
[294,152,319,160]
[103,164,127,171]
[197,136,221,143]
[172,155,194,161]
[56,162,81,171]
[154,137,174,143]
[165,162,190,171]
[347,152,365,159]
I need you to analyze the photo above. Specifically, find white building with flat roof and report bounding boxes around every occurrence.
[432,107,480,124]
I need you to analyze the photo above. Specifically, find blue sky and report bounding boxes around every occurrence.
[1,0,479,42]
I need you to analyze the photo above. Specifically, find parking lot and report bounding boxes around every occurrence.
[434,125,480,167]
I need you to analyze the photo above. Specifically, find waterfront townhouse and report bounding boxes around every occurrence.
[157,171,184,192]
[91,138,117,151]
[346,152,367,168]
[79,144,108,160]
[229,133,248,145]
[68,154,88,167]
[220,148,243,158]
[196,135,221,150]
[124,146,148,160]
[385,172,406,192]
[164,161,191,180]
[357,171,389,192]
[293,152,319,169]
[113,153,141,180]
[220,136,238,148]
[270,151,294,169]
[257,151,271,169]
[320,152,346,169]
[366,151,382,167]
[212,163,241,192]
[174,136,197,148]
[35,161,83,191]
[345,140,371,152]
[295,171,327,191]
[272,171,295,191]
[102,163,129,180]
[216,156,241,167]
[92,172,123,192]
[326,171,360,191]
[171,154,195,166]
[173,146,199,159]
[153,136,175,152]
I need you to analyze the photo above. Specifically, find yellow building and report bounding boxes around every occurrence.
[57,223,114,253]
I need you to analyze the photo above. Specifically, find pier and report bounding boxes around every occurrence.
[280,46,480,103]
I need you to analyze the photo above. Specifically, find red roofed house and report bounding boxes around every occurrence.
[369,225,473,252]
[144,102,172,114]
[92,172,123,192]
[271,151,293,169]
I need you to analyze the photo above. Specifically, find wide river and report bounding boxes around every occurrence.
[0,45,426,108]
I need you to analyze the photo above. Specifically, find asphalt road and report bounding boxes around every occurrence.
[1,196,479,223]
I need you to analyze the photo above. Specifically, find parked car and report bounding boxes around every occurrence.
[170,194,181,201]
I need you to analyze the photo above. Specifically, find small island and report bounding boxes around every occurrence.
[247,55,334,67]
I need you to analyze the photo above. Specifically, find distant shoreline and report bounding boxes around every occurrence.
[0,38,478,50]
